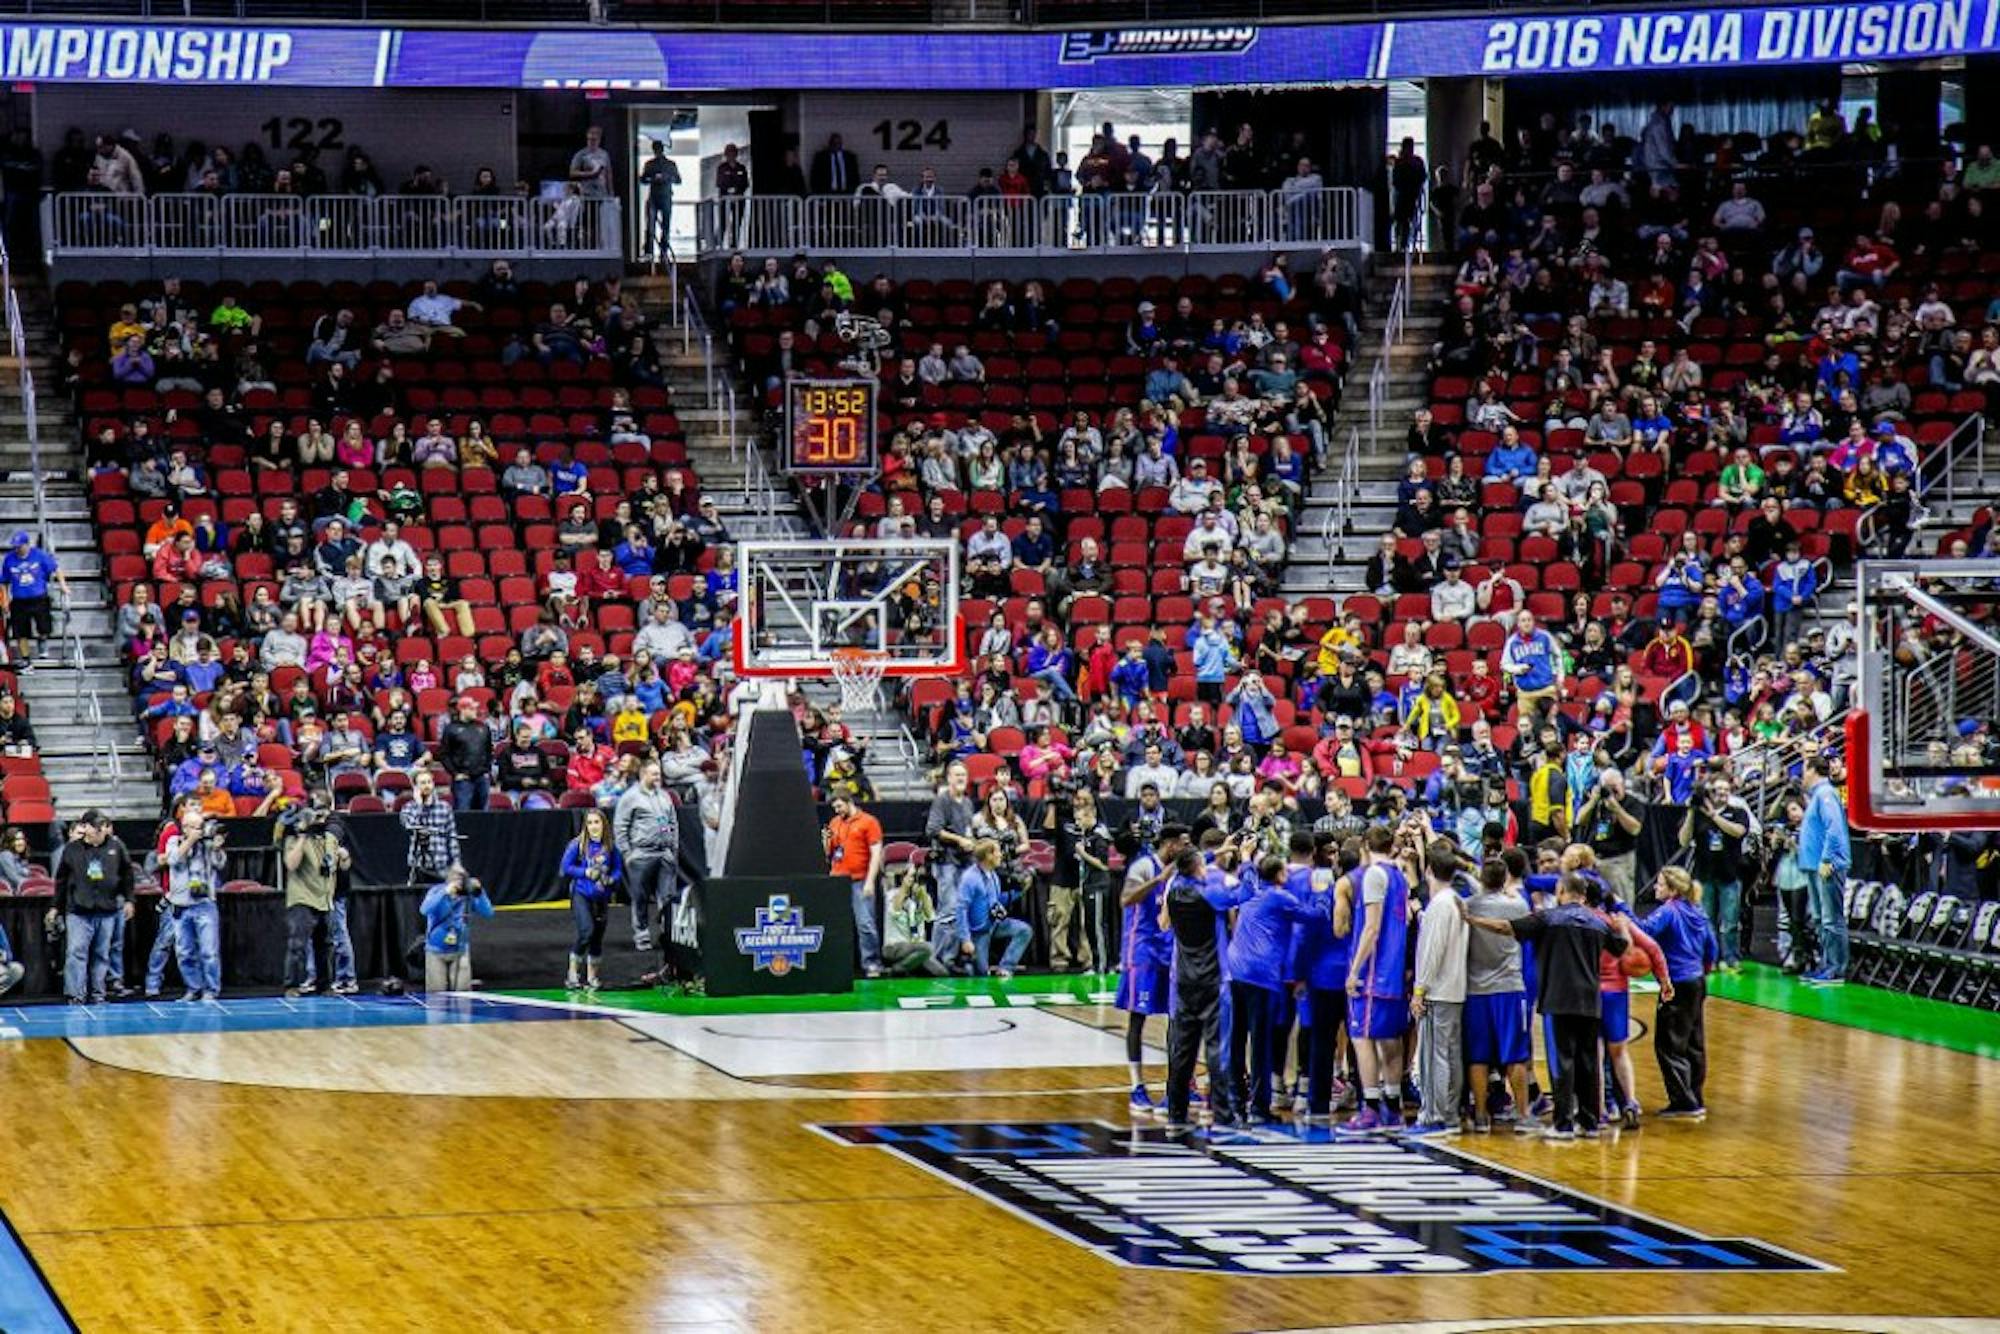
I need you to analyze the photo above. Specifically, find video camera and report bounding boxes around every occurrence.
[277,802,330,835]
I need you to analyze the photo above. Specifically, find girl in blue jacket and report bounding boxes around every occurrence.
[562,808,625,992]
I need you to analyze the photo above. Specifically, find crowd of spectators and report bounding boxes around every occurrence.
[67,263,778,820]
[856,105,2000,877]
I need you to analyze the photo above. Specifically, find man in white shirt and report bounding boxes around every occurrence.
[1556,454,1607,505]
[260,612,308,670]
[964,516,1013,569]
[407,279,481,338]
[1123,745,1178,800]
[1410,841,1470,1136]
[569,125,613,197]
[364,520,420,581]
[632,603,694,661]
[1181,511,1234,562]
[1430,562,1477,623]
[1169,458,1222,514]
[1711,182,1766,236]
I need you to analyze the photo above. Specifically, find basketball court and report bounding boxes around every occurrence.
[4,967,2000,1332]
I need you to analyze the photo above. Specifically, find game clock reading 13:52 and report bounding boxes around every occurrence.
[785,377,879,474]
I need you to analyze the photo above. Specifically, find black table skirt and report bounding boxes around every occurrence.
[2,888,425,999]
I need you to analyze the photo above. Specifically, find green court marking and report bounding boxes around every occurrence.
[502,972,1120,1016]
[1710,962,2000,1060]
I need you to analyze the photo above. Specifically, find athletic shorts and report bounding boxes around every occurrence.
[1346,991,1408,1041]
[1116,962,1171,1015]
[1463,990,1532,1068]
[9,596,50,640]
[1600,989,1631,1044]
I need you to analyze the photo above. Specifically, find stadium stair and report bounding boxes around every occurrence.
[630,274,812,544]
[4,276,155,820]
[1283,260,1455,597]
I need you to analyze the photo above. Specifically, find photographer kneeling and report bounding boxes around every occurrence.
[420,865,493,994]
[280,795,350,999]
[163,803,230,1001]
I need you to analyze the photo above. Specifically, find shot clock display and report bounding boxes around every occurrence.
[785,377,879,474]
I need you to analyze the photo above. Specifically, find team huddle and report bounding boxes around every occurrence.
[1117,818,1722,1139]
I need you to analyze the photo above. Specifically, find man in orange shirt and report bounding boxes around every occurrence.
[826,793,886,978]
[192,768,238,820]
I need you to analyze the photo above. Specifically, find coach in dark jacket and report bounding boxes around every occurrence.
[51,808,135,1003]
[438,697,495,812]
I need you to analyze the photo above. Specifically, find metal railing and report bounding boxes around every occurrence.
[1365,240,1412,454]
[1742,706,1850,821]
[47,192,624,260]
[1321,423,1361,578]
[1914,411,1986,516]
[680,284,717,408]
[695,187,1369,258]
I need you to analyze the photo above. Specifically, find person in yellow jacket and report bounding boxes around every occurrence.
[1316,611,1365,677]
[1402,670,1462,748]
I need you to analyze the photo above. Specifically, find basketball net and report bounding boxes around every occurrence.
[828,647,890,715]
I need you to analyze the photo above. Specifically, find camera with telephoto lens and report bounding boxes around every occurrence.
[449,872,483,898]
[277,801,329,834]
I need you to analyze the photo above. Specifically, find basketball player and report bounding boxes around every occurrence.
[1161,846,1257,1132]
[1119,823,1189,1115]
[1296,834,1355,1123]
[1463,858,1533,1135]
[1462,872,1631,1140]
[1225,831,1322,1123]
[1342,821,1417,1134]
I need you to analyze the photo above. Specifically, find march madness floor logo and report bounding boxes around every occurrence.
[815,1120,1828,1276]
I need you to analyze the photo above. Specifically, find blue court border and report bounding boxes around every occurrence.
[0,1206,75,1334]
[0,993,591,1043]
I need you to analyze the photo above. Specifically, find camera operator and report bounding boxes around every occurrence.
[51,809,135,1005]
[280,795,350,999]
[924,759,978,960]
[398,768,460,887]
[419,863,493,994]
[1680,773,1757,972]
[163,803,230,1000]
[1576,767,1643,902]
[1044,784,1113,973]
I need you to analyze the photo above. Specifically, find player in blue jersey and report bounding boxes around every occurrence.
[1343,820,1419,1134]
[1225,830,1323,1123]
[1296,833,1357,1122]
[1118,823,1189,1115]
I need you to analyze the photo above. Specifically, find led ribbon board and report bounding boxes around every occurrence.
[3,2,1993,88]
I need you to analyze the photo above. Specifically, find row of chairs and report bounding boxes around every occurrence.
[1848,883,2000,1008]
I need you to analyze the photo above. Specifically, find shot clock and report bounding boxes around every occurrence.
[784,377,879,474]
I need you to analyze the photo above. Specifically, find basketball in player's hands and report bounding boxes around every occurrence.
[1621,945,1653,978]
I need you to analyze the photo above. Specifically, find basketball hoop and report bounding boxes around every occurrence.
[829,647,890,714]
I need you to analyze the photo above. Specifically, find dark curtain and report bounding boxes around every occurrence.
[1502,70,1840,149]
[87,806,709,909]
[1191,86,1388,193]
[0,887,425,999]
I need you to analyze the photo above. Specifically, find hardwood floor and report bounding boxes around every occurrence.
[6,991,1998,1332]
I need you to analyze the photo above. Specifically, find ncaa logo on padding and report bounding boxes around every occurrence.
[735,895,824,976]
[818,1120,1830,1276]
